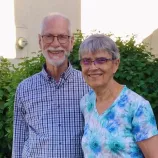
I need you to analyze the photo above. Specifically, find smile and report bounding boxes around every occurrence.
[48,50,64,54]
[88,74,102,77]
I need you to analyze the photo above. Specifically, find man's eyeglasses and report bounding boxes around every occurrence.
[41,34,71,44]
[80,57,114,67]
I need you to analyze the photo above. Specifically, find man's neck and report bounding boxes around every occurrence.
[46,60,69,81]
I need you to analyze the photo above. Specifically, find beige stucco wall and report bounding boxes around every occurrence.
[15,0,81,59]
[143,28,158,58]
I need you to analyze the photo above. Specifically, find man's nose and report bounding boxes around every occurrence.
[50,36,60,47]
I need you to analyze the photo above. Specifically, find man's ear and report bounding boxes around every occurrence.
[38,34,42,49]
[70,35,74,52]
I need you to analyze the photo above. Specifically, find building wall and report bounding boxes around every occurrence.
[143,28,158,58]
[15,0,81,59]
[0,1,16,58]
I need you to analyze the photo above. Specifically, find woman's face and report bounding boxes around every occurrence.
[80,51,120,90]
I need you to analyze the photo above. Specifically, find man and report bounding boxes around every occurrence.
[12,12,90,158]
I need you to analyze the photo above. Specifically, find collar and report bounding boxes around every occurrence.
[40,62,74,81]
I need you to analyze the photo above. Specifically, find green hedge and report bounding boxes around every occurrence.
[0,31,158,157]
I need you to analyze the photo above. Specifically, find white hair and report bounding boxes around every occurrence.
[79,34,120,59]
[40,12,72,35]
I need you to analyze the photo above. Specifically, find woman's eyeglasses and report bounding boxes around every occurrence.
[80,57,114,67]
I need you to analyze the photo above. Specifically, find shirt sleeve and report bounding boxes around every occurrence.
[132,100,158,142]
[12,87,28,158]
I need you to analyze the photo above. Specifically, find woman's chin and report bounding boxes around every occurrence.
[88,83,103,90]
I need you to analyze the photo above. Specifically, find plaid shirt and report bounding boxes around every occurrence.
[12,64,90,158]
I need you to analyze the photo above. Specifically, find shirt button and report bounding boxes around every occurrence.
[58,124,61,127]
[59,142,61,145]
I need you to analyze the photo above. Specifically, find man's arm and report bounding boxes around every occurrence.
[12,89,28,158]
[137,135,158,158]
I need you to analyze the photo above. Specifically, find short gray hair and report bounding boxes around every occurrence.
[40,12,72,35]
[79,34,120,59]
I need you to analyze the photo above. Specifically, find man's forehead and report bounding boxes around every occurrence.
[46,16,68,25]
[42,19,69,34]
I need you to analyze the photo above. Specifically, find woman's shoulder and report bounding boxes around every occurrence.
[80,90,95,113]
[123,85,149,104]
[81,90,95,101]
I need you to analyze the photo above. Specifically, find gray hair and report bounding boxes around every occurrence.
[79,34,120,59]
[40,12,72,35]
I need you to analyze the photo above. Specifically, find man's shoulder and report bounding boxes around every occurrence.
[72,68,82,74]
[71,68,87,83]
[71,68,83,79]
[17,72,43,90]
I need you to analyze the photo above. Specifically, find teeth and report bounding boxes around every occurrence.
[48,50,62,54]
[89,74,101,75]
[89,74,101,77]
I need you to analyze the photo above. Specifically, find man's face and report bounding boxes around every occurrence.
[39,17,74,67]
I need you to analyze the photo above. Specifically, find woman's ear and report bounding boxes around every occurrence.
[113,59,120,74]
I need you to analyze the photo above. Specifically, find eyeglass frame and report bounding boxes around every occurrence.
[41,34,71,44]
[80,57,115,67]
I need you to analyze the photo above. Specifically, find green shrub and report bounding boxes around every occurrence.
[0,58,13,158]
[114,36,158,122]
[0,32,158,157]
[0,54,45,158]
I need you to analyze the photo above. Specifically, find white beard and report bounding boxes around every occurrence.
[42,46,70,67]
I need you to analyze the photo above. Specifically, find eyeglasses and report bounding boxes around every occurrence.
[41,34,71,44]
[80,57,114,67]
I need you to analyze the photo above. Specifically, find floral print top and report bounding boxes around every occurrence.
[80,86,158,158]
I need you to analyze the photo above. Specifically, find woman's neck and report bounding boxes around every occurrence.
[95,81,123,115]
[95,80,123,103]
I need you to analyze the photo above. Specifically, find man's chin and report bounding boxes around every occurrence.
[47,59,65,67]
[43,52,68,67]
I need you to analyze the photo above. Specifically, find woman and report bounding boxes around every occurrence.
[79,34,158,158]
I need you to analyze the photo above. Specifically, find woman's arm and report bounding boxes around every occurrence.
[137,135,158,158]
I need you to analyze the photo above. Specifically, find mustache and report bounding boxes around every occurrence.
[46,47,65,52]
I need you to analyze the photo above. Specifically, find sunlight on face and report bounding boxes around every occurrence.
[41,42,70,67]
[81,51,119,89]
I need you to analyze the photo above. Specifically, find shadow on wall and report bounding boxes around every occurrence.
[143,28,158,58]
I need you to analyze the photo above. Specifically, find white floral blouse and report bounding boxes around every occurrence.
[80,86,158,158]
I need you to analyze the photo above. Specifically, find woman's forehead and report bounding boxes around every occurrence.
[81,51,112,58]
